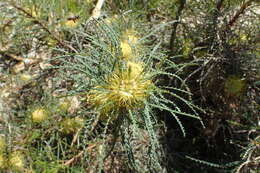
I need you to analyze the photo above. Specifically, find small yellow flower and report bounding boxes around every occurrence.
[8,152,24,170]
[88,62,152,115]
[31,108,48,123]
[61,117,84,134]
[120,41,133,60]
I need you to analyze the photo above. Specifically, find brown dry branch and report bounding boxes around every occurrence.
[63,150,84,166]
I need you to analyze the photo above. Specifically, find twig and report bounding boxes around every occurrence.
[91,0,106,18]
[10,2,78,53]
[63,150,84,166]
[170,0,186,52]
[227,0,254,28]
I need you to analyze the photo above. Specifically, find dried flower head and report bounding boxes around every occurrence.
[88,62,152,115]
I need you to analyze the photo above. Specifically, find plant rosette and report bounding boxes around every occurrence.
[31,108,49,123]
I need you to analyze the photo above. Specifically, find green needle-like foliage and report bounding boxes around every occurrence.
[54,16,203,172]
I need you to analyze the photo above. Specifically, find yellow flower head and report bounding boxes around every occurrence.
[9,152,24,170]
[88,62,152,115]
[31,108,48,123]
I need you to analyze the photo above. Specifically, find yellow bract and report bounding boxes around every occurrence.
[88,62,152,115]
[31,108,48,123]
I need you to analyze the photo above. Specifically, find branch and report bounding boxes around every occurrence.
[227,0,254,28]
[170,0,186,52]
[10,2,78,53]
[91,0,106,18]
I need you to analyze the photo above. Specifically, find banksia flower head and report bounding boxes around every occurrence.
[88,61,153,115]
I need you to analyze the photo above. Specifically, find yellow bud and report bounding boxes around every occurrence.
[19,73,32,82]
[9,152,24,170]
[61,117,84,134]
[31,108,48,123]
[58,99,71,113]
[120,41,133,60]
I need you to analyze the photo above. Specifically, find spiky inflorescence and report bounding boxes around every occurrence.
[88,61,153,115]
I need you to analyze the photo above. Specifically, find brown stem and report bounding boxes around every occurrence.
[227,0,254,28]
